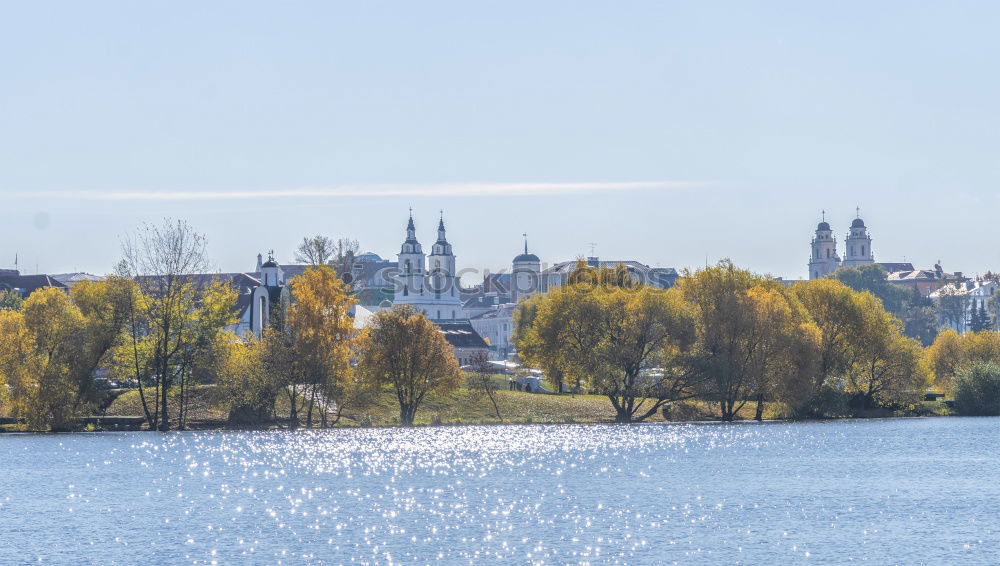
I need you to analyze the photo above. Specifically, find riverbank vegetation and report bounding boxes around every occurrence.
[0,222,998,431]
[513,261,942,423]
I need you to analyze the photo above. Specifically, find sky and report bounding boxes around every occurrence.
[3,1,999,280]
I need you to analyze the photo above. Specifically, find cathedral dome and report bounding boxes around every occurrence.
[817,221,830,231]
[513,252,540,263]
[356,252,383,263]
[851,218,866,229]
[261,259,278,268]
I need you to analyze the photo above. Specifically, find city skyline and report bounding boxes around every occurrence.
[2,200,995,280]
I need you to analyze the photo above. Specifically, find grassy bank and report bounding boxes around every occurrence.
[101,384,806,429]
[85,381,956,430]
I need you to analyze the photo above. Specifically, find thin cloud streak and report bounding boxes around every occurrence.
[13,181,706,201]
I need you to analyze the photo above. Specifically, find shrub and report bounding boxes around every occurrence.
[953,362,1000,416]
[794,384,852,418]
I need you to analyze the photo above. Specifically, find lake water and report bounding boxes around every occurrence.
[1,418,997,564]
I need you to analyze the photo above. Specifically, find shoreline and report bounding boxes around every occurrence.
[0,412,965,434]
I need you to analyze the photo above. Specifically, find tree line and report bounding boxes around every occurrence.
[2,221,999,430]
[0,220,463,430]
[514,260,1000,423]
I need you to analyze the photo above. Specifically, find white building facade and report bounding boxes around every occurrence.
[929,278,999,334]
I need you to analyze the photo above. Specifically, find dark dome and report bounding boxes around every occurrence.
[851,218,866,229]
[261,259,278,268]
[513,253,540,263]
[817,221,831,231]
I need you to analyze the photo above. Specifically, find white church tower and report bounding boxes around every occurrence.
[426,213,464,320]
[843,209,874,268]
[392,211,466,320]
[808,213,841,280]
[395,211,426,305]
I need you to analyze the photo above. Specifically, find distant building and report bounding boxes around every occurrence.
[436,320,490,367]
[886,263,963,298]
[929,278,998,334]
[0,270,68,299]
[807,211,874,279]
[50,273,104,288]
[469,303,517,359]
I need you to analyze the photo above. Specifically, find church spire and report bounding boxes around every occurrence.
[436,210,447,243]
[405,208,417,242]
[523,233,529,255]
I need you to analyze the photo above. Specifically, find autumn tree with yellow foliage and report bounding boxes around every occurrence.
[0,280,131,430]
[286,265,357,427]
[516,283,699,423]
[356,305,462,426]
[678,261,820,421]
[846,308,927,409]
[924,329,1000,393]
[792,278,927,412]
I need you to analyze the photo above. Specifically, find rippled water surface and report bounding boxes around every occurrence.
[1,418,997,564]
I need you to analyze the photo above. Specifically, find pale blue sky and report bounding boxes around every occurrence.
[2,1,999,279]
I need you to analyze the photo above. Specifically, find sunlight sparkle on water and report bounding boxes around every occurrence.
[0,419,997,564]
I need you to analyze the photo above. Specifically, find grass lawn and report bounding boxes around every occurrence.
[103,381,798,428]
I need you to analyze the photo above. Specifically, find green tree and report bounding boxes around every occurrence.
[356,305,462,426]
[953,362,1000,416]
[827,264,910,315]
[899,289,939,346]
[0,290,23,311]
[936,288,970,334]
[969,302,991,333]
